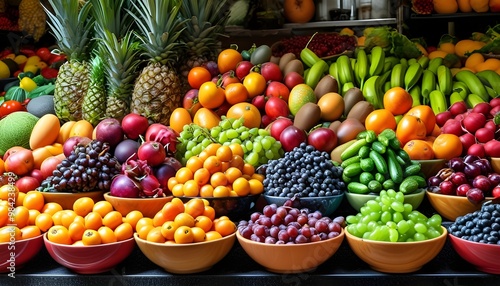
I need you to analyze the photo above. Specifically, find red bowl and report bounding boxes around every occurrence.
[0,234,44,273]
[43,233,136,274]
[449,234,500,274]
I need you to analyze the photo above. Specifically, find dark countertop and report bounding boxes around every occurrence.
[1,195,499,286]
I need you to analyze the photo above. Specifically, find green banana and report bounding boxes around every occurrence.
[486,86,498,98]
[475,70,500,95]
[350,58,356,71]
[465,93,487,108]
[390,63,406,88]
[407,58,418,65]
[362,75,384,109]
[404,62,423,91]
[454,70,489,101]
[427,57,443,75]
[369,46,385,77]
[305,59,328,89]
[452,81,469,100]
[409,85,422,107]
[329,62,340,85]
[449,91,464,106]
[437,65,453,96]
[300,47,321,68]
[383,56,400,73]
[399,58,408,71]
[342,82,355,95]
[421,70,436,105]
[417,56,430,69]
[336,55,355,89]
[429,90,448,115]
[384,81,392,93]
[356,48,368,88]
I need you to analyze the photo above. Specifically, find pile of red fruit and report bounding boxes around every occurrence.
[428,155,500,203]
[272,33,357,58]
[436,98,500,158]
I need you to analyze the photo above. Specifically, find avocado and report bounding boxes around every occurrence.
[27,95,56,118]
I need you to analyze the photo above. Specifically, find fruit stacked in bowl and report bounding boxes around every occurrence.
[344,190,447,273]
[427,155,498,221]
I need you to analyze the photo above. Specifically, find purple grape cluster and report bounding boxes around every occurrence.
[237,201,345,245]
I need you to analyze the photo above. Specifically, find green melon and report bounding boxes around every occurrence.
[288,84,317,116]
[0,111,39,156]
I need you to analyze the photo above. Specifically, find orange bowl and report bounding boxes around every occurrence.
[413,159,446,179]
[449,233,500,274]
[40,191,105,210]
[426,190,490,221]
[0,234,44,273]
[104,192,173,218]
[134,232,236,274]
[345,226,447,273]
[491,157,500,174]
[236,228,344,273]
[43,234,136,274]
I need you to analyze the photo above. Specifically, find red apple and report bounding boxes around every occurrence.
[94,118,124,148]
[121,113,149,140]
[265,81,290,101]
[30,169,44,184]
[251,95,267,111]
[265,96,290,119]
[260,62,282,82]
[40,155,63,179]
[235,60,254,80]
[269,117,293,140]
[284,71,304,89]
[138,141,166,167]
[15,176,40,193]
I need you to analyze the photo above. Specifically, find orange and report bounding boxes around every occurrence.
[433,0,458,13]
[229,155,245,170]
[186,156,204,173]
[225,167,243,184]
[169,107,193,134]
[193,167,211,186]
[202,205,216,221]
[210,171,228,188]
[102,211,124,230]
[124,210,143,231]
[60,210,78,229]
[92,200,113,218]
[98,226,117,244]
[203,155,222,174]
[396,114,428,146]
[175,167,194,184]
[438,42,456,55]
[198,81,226,109]
[161,198,185,221]
[21,225,41,239]
[69,221,87,242]
[226,102,262,129]
[194,215,213,233]
[114,222,133,241]
[284,0,315,23]
[13,206,30,229]
[193,108,221,129]
[188,66,212,89]
[242,72,266,98]
[216,145,233,163]
[205,230,223,241]
[248,178,264,195]
[137,224,155,240]
[0,226,21,243]
[191,226,206,242]
[224,82,249,105]
[214,219,236,237]
[0,184,18,201]
[147,226,166,243]
[153,211,167,227]
[213,185,230,197]
[84,211,103,230]
[47,225,72,244]
[72,197,95,217]
[15,192,26,207]
[82,229,102,245]
[383,87,413,116]
[0,205,8,227]
[464,52,484,71]
[432,134,463,160]
[232,177,251,196]
[364,109,397,135]
[184,198,205,218]
[199,185,214,197]
[135,217,154,232]
[455,40,486,58]
[161,221,178,241]
[28,209,40,225]
[242,163,255,176]
[22,191,45,212]
[228,143,244,158]
[35,212,53,232]
[405,105,437,136]
[217,48,243,74]
[182,179,200,197]
[174,225,194,244]
[170,182,182,196]
[174,212,195,228]
[403,140,435,160]
[317,92,344,121]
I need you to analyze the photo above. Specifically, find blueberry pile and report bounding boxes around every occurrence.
[263,143,345,198]
[449,203,500,244]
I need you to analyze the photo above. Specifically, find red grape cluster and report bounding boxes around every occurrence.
[273,33,357,58]
[428,155,500,203]
[237,201,345,244]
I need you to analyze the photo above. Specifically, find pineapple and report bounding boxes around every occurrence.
[81,54,106,126]
[128,0,186,125]
[43,0,94,122]
[91,0,141,120]
[18,0,47,42]
[178,0,230,94]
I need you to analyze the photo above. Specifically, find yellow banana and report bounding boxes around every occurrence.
[475,70,500,95]
[404,62,423,91]
[449,91,464,106]
[336,55,354,89]
[421,70,436,105]
[465,93,486,109]
[390,63,406,88]
[417,56,430,69]
[454,70,489,101]
[437,65,452,96]
[452,81,469,100]
[355,48,368,88]
[305,59,328,89]
[369,46,385,77]
[429,90,448,115]
[427,57,443,75]
[409,85,422,107]
[362,75,384,109]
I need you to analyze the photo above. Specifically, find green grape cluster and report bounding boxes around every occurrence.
[176,117,284,167]
[346,189,443,242]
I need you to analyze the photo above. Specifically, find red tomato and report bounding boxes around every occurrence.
[0,100,26,118]
[36,47,52,62]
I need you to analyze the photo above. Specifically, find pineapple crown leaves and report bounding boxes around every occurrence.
[127,0,188,66]
[90,0,134,39]
[43,0,95,62]
[89,52,105,86]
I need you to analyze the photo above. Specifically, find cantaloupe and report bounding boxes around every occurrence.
[0,111,39,156]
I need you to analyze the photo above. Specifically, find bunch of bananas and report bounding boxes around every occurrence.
[329,48,500,114]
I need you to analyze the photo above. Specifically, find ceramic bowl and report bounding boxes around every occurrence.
[134,232,236,274]
[491,157,500,174]
[40,190,105,210]
[345,226,447,273]
[426,190,490,221]
[0,234,44,273]
[261,193,344,217]
[413,159,447,179]
[345,189,426,212]
[448,234,500,274]
[177,195,260,220]
[236,228,344,273]
[43,234,136,274]
[104,193,173,218]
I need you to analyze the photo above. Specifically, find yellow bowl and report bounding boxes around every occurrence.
[345,226,447,273]
[491,157,500,174]
[345,189,426,212]
[426,190,489,221]
[413,159,447,179]
[104,193,173,218]
[41,191,105,210]
[134,232,236,274]
[236,228,344,273]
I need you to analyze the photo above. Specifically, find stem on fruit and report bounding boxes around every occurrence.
[305,32,318,49]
